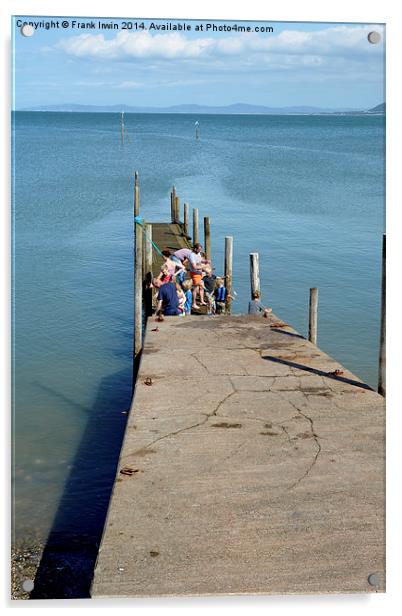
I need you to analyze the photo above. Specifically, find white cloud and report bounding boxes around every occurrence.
[112,80,143,89]
[57,25,384,67]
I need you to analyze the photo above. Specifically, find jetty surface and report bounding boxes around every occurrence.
[91,314,385,597]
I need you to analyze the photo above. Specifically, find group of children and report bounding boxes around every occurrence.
[151,243,229,317]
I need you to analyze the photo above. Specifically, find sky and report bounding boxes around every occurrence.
[12,17,385,109]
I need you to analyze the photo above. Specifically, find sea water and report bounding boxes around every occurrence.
[12,111,385,548]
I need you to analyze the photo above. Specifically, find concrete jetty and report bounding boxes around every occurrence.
[91,314,385,597]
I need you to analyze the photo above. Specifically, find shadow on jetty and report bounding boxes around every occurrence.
[263,356,373,390]
[30,355,142,599]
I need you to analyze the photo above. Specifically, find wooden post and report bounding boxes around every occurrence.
[170,186,176,223]
[134,177,143,358]
[142,219,147,275]
[308,287,318,344]
[174,196,180,224]
[134,171,140,217]
[225,236,233,315]
[204,217,211,261]
[143,223,153,317]
[193,208,199,245]
[184,203,189,237]
[378,233,386,396]
[144,223,153,277]
[249,253,260,299]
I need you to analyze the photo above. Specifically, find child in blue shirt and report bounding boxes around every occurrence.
[182,279,193,315]
[214,277,228,314]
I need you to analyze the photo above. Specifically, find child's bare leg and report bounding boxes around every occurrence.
[199,282,206,305]
[192,285,199,309]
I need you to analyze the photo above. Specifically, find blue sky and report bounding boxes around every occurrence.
[12,17,385,109]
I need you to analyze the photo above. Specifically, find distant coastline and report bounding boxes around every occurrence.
[17,102,385,116]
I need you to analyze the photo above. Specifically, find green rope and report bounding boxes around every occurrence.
[134,216,164,257]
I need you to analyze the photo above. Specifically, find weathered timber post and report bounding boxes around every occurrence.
[143,223,153,317]
[134,173,142,359]
[225,236,233,315]
[249,253,260,299]
[174,196,180,225]
[193,208,199,245]
[170,186,176,223]
[204,217,211,261]
[183,203,189,237]
[309,287,318,344]
[142,219,147,275]
[121,112,125,146]
[134,171,140,217]
[378,233,386,396]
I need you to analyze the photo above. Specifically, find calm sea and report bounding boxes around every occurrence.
[12,111,385,549]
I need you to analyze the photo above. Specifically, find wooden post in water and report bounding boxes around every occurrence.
[121,111,125,146]
[204,217,211,261]
[143,223,153,317]
[170,186,176,223]
[183,203,189,237]
[225,236,233,315]
[193,208,199,245]
[378,233,386,397]
[309,287,318,344]
[249,253,260,299]
[174,196,180,225]
[134,175,143,359]
[134,171,140,217]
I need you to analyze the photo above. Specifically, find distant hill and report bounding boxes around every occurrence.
[19,102,364,115]
[366,103,385,114]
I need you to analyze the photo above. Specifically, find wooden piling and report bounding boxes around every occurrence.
[134,178,143,358]
[225,236,233,315]
[143,223,153,317]
[249,253,260,299]
[193,208,199,245]
[183,203,189,237]
[121,112,125,146]
[378,234,386,397]
[309,287,318,345]
[174,196,180,225]
[204,217,211,261]
[170,186,176,223]
[142,220,147,275]
[144,223,153,277]
[134,171,140,217]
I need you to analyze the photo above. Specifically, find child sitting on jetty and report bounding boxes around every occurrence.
[214,277,228,314]
[182,279,193,315]
[202,265,217,315]
[176,282,186,315]
[248,290,272,318]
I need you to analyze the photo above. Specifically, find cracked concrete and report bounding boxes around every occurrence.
[92,315,385,598]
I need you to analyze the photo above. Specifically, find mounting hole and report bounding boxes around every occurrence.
[22,579,34,592]
[20,24,34,37]
[368,573,380,587]
[367,31,381,44]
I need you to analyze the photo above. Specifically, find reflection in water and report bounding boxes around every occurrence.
[31,361,136,598]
